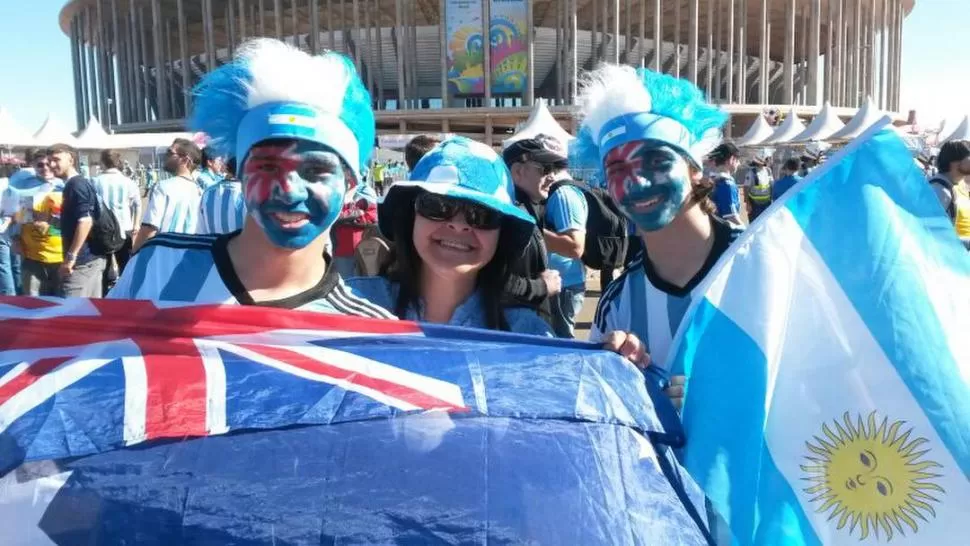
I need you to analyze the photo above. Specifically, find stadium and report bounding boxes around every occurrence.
[59,0,914,144]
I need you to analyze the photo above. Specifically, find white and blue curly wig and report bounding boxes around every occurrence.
[189,39,375,183]
[571,64,728,173]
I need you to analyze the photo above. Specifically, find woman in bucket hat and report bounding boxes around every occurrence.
[347,137,552,335]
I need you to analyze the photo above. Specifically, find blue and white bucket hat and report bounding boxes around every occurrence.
[379,136,537,253]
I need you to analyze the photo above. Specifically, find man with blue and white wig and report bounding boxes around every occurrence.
[347,137,552,335]
[570,64,743,406]
[109,39,393,319]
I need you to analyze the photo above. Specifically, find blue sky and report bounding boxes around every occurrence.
[1,0,966,134]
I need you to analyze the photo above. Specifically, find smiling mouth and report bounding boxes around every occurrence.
[433,238,476,252]
[630,195,664,213]
[271,211,310,229]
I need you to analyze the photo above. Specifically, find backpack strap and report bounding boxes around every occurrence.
[929,176,957,220]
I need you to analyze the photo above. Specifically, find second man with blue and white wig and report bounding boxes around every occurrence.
[109,39,392,318]
[347,137,552,335]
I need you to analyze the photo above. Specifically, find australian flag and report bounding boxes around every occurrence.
[0,297,714,545]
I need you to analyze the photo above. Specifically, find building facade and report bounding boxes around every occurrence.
[60,0,914,144]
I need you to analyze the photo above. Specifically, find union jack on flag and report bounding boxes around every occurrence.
[0,296,466,472]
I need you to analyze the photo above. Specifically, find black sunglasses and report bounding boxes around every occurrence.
[414,192,502,230]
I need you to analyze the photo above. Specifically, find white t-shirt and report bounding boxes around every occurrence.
[142,175,202,235]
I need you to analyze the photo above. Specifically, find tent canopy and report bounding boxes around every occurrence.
[829,97,885,140]
[735,115,775,147]
[792,102,846,142]
[31,113,77,147]
[941,115,970,143]
[503,99,574,149]
[760,108,806,145]
[75,116,112,150]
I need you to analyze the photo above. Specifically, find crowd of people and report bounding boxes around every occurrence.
[1,37,966,373]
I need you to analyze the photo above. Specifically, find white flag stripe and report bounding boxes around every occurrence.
[879,192,970,382]
[202,328,422,346]
[195,341,228,435]
[121,355,148,445]
[0,363,29,390]
[0,352,117,436]
[645,282,674,370]
[711,208,970,545]
[201,340,423,412]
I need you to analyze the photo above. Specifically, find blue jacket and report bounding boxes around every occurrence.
[346,276,553,336]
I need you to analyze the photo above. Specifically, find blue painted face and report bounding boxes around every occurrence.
[242,139,349,249]
[604,141,693,232]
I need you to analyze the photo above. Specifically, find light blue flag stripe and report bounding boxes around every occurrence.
[784,129,970,478]
[676,300,821,546]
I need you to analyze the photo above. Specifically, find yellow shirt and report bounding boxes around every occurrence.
[953,182,970,240]
[19,191,64,264]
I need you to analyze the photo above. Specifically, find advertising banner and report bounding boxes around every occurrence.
[445,0,529,97]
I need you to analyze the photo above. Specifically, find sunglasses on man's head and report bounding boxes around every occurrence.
[414,192,502,230]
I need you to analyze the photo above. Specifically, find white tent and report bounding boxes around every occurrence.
[31,114,77,146]
[75,116,112,150]
[940,114,970,143]
[829,97,885,140]
[760,108,806,145]
[792,102,846,142]
[735,115,775,147]
[0,107,34,147]
[503,99,574,149]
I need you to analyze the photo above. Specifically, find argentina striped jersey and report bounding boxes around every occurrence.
[142,175,202,234]
[198,179,247,235]
[589,217,743,369]
[108,232,396,318]
[94,169,141,233]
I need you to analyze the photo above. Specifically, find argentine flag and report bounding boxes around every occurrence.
[670,120,970,545]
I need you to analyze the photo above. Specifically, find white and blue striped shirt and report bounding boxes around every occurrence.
[108,232,396,318]
[94,168,141,234]
[142,175,202,235]
[198,179,247,235]
[589,218,743,369]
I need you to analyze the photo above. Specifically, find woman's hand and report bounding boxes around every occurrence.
[601,330,651,369]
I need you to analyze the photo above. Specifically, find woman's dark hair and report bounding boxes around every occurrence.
[690,175,717,215]
[707,142,741,166]
[937,140,970,174]
[384,191,517,331]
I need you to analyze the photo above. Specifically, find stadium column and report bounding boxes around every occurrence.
[734,0,744,103]
[758,0,766,103]
[624,0,631,64]
[706,0,714,95]
[613,0,620,65]
[327,0,335,50]
[570,0,578,102]
[239,0,248,42]
[153,0,169,121]
[364,0,375,102]
[867,0,876,101]
[229,1,237,55]
[352,0,362,78]
[177,0,191,116]
[783,0,794,104]
[128,3,141,122]
[275,0,283,39]
[309,0,319,53]
[893,0,902,112]
[483,0,492,109]
[878,0,886,109]
[556,0,564,101]
[853,0,862,106]
[673,0,681,77]
[808,0,820,106]
[526,0,535,106]
[259,0,266,36]
[206,0,217,84]
[375,1,385,106]
[688,0,698,85]
[714,0,724,100]
[823,0,832,103]
[439,0,447,108]
[725,0,734,103]
[290,0,298,46]
[70,16,84,130]
[638,0,645,69]
[394,0,405,109]
[652,0,661,72]
[110,0,121,126]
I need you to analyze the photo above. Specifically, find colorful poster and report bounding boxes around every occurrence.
[489,0,528,95]
[445,0,529,97]
[445,0,485,96]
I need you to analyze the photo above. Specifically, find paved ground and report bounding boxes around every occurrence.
[575,269,604,341]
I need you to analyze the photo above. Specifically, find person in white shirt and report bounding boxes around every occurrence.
[132,138,203,252]
[198,158,246,235]
[94,149,142,274]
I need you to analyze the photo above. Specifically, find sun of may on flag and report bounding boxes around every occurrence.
[669,120,970,546]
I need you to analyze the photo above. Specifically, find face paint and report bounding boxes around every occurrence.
[604,141,692,232]
[242,140,351,249]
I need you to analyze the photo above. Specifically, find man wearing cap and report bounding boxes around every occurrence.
[109,39,393,319]
[504,134,587,338]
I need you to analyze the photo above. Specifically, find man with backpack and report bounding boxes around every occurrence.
[929,140,970,250]
[47,143,107,297]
